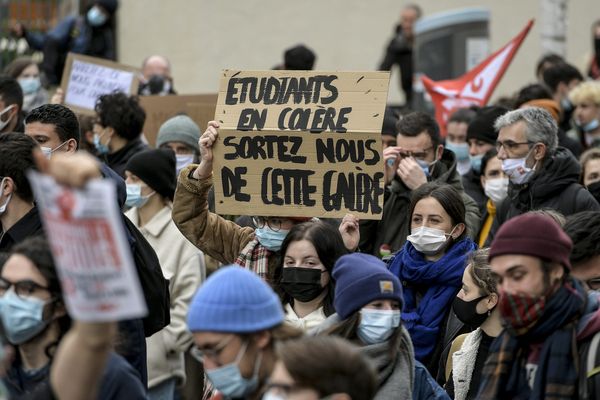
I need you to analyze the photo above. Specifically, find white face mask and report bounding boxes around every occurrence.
[0,105,15,132]
[501,147,537,185]
[357,309,401,345]
[0,178,12,215]
[407,225,454,255]
[40,141,69,159]
[175,154,195,175]
[484,177,509,204]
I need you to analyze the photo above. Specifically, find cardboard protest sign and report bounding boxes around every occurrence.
[212,70,390,219]
[28,171,147,322]
[139,94,217,147]
[60,53,140,115]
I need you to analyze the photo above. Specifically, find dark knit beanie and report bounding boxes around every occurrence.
[466,106,509,144]
[96,0,118,15]
[333,253,403,319]
[489,213,573,271]
[125,148,176,200]
[284,45,316,70]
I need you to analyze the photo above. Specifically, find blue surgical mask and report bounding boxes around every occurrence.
[560,97,573,112]
[578,119,600,133]
[254,227,289,251]
[0,291,51,345]
[470,154,483,174]
[125,184,154,208]
[18,77,41,95]
[445,141,469,161]
[176,154,195,176]
[87,6,107,26]
[357,308,401,345]
[205,341,260,399]
[93,131,110,155]
[415,158,432,177]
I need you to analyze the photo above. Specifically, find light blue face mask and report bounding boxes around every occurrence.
[445,141,469,161]
[87,6,107,26]
[357,308,401,345]
[470,154,483,174]
[205,341,261,399]
[18,77,41,95]
[93,132,110,155]
[254,227,289,251]
[125,184,154,208]
[579,119,600,133]
[560,97,573,112]
[415,158,435,177]
[0,290,51,345]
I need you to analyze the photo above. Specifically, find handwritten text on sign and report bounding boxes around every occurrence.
[213,70,390,219]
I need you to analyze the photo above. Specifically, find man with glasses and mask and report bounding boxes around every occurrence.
[0,75,24,134]
[358,111,480,257]
[486,107,599,245]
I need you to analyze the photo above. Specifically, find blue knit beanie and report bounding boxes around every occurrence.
[187,266,284,333]
[333,253,403,319]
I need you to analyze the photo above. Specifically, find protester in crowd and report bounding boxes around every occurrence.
[24,103,79,157]
[0,133,42,251]
[270,221,347,330]
[171,121,359,281]
[3,57,48,114]
[477,213,600,399]
[93,92,148,177]
[139,55,177,96]
[273,44,316,70]
[580,147,600,202]
[0,236,147,399]
[266,335,377,400]
[475,149,507,247]
[445,108,477,176]
[387,182,477,375]
[10,0,119,85]
[124,148,203,399]
[187,266,303,400]
[588,19,600,80]
[462,106,509,213]
[78,113,97,154]
[488,107,600,243]
[568,81,600,149]
[378,3,422,105]
[0,75,24,134]
[519,96,582,158]
[444,249,502,400]
[359,112,480,257]
[156,114,201,175]
[535,53,564,82]
[381,106,398,150]
[542,61,583,132]
[564,211,600,291]
[316,252,449,400]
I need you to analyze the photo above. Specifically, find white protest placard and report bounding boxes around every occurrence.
[27,171,147,322]
[61,53,140,115]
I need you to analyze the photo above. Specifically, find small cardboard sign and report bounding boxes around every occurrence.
[27,171,147,322]
[139,94,217,147]
[212,70,390,219]
[60,53,140,115]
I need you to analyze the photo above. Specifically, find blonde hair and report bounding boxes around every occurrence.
[569,81,600,105]
[467,248,497,296]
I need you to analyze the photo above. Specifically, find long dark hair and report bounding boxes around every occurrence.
[408,182,467,243]
[271,221,348,316]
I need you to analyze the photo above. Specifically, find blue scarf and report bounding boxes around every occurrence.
[388,238,477,362]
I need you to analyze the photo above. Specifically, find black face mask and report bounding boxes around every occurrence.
[587,181,600,204]
[452,295,490,328]
[280,267,325,303]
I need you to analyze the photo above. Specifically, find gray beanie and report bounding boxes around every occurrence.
[156,115,201,151]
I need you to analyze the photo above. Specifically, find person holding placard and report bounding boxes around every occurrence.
[0,236,147,399]
[173,121,360,281]
[93,92,148,178]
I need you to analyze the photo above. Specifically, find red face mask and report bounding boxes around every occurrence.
[499,291,546,335]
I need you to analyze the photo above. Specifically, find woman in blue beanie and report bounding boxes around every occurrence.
[270,221,348,331]
[187,266,302,400]
[387,182,477,376]
[314,253,449,400]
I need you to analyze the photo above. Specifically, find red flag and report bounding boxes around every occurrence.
[421,19,534,136]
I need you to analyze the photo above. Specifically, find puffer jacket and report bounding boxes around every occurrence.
[359,150,481,256]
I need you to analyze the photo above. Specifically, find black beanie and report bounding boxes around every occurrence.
[96,0,118,15]
[125,149,176,200]
[284,45,316,70]
[466,106,509,144]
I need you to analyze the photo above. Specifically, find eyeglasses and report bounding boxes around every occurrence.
[252,217,288,232]
[0,277,49,299]
[190,335,235,362]
[495,140,533,152]
[586,278,600,291]
[397,146,433,160]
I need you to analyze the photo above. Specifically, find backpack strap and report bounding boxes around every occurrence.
[579,330,600,399]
